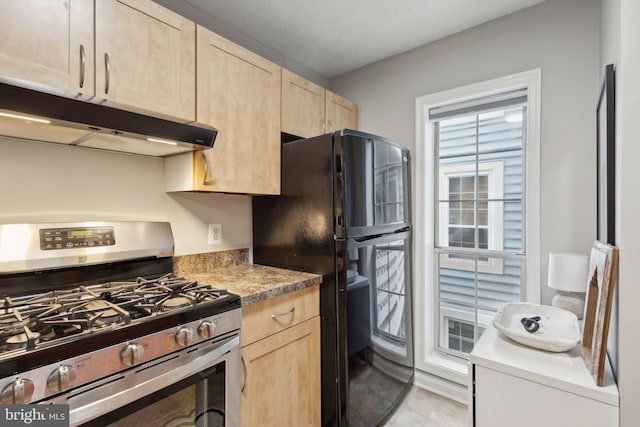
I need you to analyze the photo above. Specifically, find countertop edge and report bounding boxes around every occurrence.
[239,275,322,306]
[182,264,322,307]
[470,324,619,406]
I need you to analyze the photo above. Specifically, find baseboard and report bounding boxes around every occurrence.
[414,368,469,405]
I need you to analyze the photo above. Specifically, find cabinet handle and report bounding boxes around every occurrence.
[79,45,85,89]
[271,307,295,319]
[321,117,325,132]
[201,151,213,186]
[104,53,111,94]
[240,355,247,393]
[327,119,333,133]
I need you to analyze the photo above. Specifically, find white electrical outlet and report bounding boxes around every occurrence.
[208,224,222,245]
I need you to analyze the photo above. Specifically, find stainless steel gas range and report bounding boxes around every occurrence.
[0,221,241,426]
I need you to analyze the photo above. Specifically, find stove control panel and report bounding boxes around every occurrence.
[39,227,116,250]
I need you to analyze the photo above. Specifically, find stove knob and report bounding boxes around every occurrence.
[47,365,78,392]
[120,343,144,366]
[198,321,216,339]
[175,327,194,347]
[1,378,35,404]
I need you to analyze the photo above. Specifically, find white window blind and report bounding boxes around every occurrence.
[432,90,527,357]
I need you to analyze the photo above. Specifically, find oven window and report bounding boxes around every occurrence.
[110,385,197,426]
[81,361,226,427]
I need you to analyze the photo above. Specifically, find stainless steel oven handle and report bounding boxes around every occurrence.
[241,355,247,393]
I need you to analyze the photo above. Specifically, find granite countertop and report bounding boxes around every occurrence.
[184,264,322,306]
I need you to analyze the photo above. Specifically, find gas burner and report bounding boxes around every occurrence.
[0,311,33,337]
[84,300,124,327]
[192,288,228,303]
[161,296,192,311]
[3,326,39,351]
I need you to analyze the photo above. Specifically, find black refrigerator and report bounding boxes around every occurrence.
[253,129,414,426]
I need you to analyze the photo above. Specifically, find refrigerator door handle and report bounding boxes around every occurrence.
[346,229,411,246]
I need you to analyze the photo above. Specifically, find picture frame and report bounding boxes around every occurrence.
[596,64,616,245]
[581,240,618,386]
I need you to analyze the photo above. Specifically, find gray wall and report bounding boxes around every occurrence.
[329,0,600,306]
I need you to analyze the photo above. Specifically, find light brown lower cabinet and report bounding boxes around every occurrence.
[241,317,320,426]
[240,286,321,427]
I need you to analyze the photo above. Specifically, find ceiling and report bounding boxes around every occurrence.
[181,0,547,78]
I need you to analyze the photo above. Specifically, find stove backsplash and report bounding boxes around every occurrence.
[172,249,249,277]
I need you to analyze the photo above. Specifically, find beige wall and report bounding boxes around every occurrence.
[329,0,600,306]
[0,137,252,256]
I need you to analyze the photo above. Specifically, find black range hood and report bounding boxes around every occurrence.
[0,82,217,157]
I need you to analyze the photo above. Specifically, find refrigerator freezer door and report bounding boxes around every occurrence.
[335,130,411,238]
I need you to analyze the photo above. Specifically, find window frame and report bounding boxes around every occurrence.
[438,160,505,274]
[439,310,490,355]
[414,69,541,388]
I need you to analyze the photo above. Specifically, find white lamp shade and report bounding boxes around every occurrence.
[547,252,589,293]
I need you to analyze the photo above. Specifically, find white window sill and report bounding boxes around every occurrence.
[420,349,470,385]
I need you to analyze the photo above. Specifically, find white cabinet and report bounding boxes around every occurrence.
[469,324,618,427]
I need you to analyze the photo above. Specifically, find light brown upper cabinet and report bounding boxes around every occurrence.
[0,0,195,122]
[0,1,94,97]
[165,26,281,195]
[95,0,196,122]
[281,70,358,139]
[281,69,326,138]
[325,90,358,132]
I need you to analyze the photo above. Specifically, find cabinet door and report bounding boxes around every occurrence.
[95,0,195,122]
[281,69,325,138]
[474,366,618,427]
[241,317,321,427]
[195,26,281,195]
[326,90,358,132]
[0,0,94,96]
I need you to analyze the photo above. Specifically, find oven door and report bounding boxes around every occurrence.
[54,333,240,427]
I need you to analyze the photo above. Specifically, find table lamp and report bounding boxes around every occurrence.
[547,252,589,319]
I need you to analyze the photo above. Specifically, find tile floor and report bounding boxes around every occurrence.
[381,386,468,426]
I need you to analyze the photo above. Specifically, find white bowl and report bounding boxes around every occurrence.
[492,302,581,352]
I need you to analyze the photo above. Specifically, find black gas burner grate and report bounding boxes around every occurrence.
[0,274,229,352]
